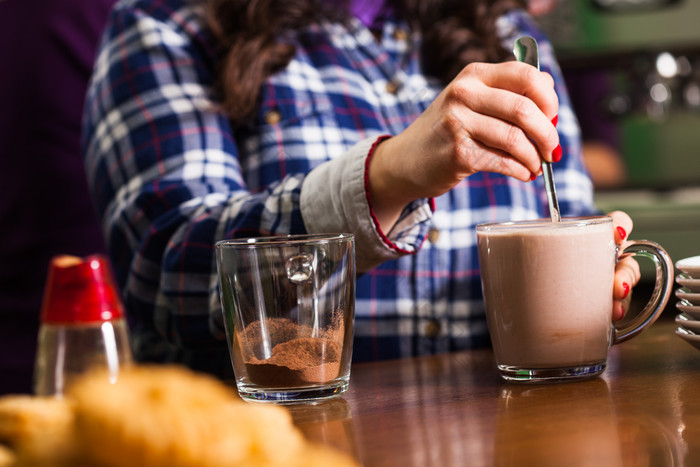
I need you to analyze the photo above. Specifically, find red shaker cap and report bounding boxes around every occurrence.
[40,255,125,324]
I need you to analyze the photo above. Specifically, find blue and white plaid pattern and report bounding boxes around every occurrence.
[83,0,595,375]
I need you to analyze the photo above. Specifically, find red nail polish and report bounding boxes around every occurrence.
[619,306,625,320]
[552,144,562,163]
[617,226,627,241]
[530,172,537,181]
[551,115,558,127]
[622,282,630,299]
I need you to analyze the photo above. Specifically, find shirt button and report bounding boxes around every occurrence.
[428,228,440,244]
[264,109,281,125]
[385,81,399,95]
[393,28,408,41]
[425,320,441,338]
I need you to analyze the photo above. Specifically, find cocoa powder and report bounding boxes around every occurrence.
[238,313,345,388]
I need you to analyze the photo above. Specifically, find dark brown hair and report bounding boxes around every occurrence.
[206,0,526,123]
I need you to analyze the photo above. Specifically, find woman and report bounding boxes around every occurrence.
[82,0,638,376]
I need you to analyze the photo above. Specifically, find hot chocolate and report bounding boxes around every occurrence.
[477,218,616,371]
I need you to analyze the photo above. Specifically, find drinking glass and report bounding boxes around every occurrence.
[216,234,355,403]
[477,216,673,382]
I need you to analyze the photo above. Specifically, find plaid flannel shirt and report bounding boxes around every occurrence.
[83,0,595,376]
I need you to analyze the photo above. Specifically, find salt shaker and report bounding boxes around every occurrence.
[33,255,133,397]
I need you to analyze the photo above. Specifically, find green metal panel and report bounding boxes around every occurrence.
[540,0,700,57]
[620,114,700,188]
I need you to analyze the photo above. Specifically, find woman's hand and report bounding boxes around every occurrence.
[609,210,641,321]
[369,61,560,230]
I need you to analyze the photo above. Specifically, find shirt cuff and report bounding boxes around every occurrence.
[300,135,434,273]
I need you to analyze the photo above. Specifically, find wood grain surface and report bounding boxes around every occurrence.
[288,315,698,466]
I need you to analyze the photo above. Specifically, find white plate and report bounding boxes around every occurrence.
[676,256,700,278]
[675,288,700,306]
[675,326,700,350]
[677,275,700,293]
[675,314,700,332]
[677,301,700,320]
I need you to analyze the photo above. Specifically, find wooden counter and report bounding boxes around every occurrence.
[288,317,700,466]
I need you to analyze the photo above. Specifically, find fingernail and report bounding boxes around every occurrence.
[617,226,627,240]
[620,306,626,320]
[552,144,562,163]
[622,282,630,299]
[551,115,558,127]
[530,172,537,181]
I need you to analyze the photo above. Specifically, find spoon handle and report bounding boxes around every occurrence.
[540,158,561,222]
[513,36,561,222]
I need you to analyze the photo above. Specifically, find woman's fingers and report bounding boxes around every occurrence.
[442,116,540,181]
[455,112,543,177]
[451,62,560,167]
[608,210,633,244]
[464,61,558,116]
[608,210,639,322]
[373,60,562,204]
[614,256,640,297]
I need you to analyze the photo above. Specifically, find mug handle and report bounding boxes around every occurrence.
[613,240,674,344]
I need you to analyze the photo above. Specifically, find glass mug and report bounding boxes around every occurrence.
[216,234,355,403]
[476,216,673,382]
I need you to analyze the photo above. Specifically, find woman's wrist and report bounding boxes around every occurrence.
[366,136,417,233]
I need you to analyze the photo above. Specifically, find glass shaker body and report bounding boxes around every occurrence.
[33,255,133,397]
[34,319,132,396]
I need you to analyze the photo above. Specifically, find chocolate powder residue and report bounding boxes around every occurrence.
[238,311,345,388]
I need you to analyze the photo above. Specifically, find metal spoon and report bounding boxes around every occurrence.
[513,36,561,222]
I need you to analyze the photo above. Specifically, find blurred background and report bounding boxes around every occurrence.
[537,0,700,276]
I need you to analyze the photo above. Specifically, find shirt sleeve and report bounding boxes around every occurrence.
[82,2,274,363]
[82,2,316,365]
[301,135,434,273]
